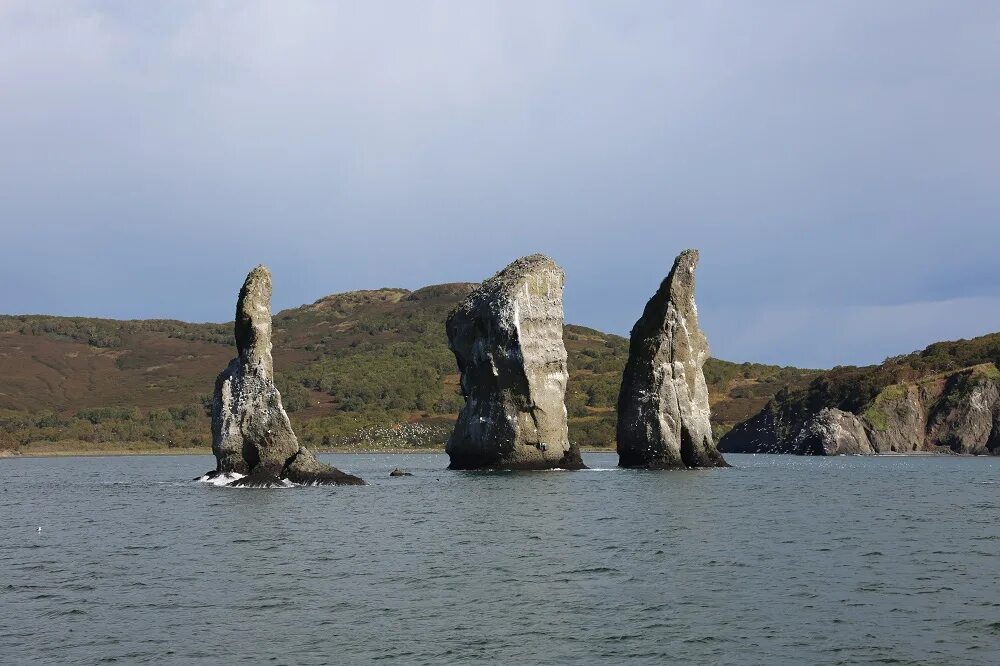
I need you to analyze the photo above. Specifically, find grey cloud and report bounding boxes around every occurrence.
[1,1,998,367]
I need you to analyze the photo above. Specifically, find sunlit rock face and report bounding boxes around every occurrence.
[720,366,1000,456]
[794,408,876,455]
[205,265,364,487]
[616,250,728,469]
[445,254,584,470]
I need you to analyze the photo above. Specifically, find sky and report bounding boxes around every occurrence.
[1,1,998,368]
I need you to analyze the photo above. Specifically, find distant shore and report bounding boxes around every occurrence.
[0,445,449,459]
[0,447,211,459]
[1,447,974,460]
[0,446,620,459]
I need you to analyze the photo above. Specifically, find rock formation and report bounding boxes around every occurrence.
[202,266,364,487]
[793,408,875,455]
[616,249,728,469]
[924,369,1000,454]
[445,254,585,470]
[716,406,784,454]
[719,364,1000,456]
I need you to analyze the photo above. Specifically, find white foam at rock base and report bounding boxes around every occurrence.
[196,472,301,488]
[196,472,246,487]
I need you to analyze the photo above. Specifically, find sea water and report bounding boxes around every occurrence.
[1,453,997,664]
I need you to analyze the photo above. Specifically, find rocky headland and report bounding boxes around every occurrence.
[616,250,728,469]
[720,346,1000,456]
[445,254,585,470]
[201,266,364,486]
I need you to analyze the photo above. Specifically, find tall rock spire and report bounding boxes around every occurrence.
[616,250,728,469]
[203,265,364,487]
[234,265,274,377]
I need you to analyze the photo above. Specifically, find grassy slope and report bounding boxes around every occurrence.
[0,284,816,454]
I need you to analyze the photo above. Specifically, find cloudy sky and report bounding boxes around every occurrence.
[2,1,998,368]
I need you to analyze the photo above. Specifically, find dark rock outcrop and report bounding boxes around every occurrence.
[716,405,782,454]
[202,266,364,486]
[720,364,1000,456]
[389,467,412,477]
[445,254,585,470]
[616,250,728,469]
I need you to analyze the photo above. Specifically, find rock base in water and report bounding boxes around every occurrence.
[447,442,587,471]
[284,448,365,485]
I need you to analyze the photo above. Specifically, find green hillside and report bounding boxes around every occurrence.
[0,283,817,455]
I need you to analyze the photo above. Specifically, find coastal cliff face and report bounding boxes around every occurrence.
[793,408,875,455]
[720,363,1000,456]
[206,266,364,486]
[445,254,584,470]
[616,250,728,469]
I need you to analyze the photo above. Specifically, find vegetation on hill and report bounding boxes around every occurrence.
[720,332,1000,452]
[0,284,817,454]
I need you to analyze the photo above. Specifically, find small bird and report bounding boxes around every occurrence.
[37,526,41,533]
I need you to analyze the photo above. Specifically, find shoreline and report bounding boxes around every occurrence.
[0,446,615,459]
[1,447,983,460]
[0,445,457,459]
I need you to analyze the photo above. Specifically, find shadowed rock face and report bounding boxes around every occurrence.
[446,254,585,470]
[205,266,364,487]
[617,250,728,469]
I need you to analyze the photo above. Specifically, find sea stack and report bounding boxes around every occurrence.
[203,265,364,487]
[446,254,585,470]
[617,250,728,469]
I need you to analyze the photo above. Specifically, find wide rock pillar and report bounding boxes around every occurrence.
[446,254,584,470]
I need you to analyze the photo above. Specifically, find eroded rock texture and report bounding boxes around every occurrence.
[446,254,584,470]
[205,266,364,487]
[924,370,1000,454]
[616,250,728,469]
[793,408,876,455]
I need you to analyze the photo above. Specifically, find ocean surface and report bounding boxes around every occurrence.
[1,453,997,665]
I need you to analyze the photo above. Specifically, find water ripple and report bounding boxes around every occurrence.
[0,452,997,665]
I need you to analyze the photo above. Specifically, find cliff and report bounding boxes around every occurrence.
[720,333,1000,456]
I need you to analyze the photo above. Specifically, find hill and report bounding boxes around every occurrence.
[719,333,1000,455]
[0,283,817,455]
